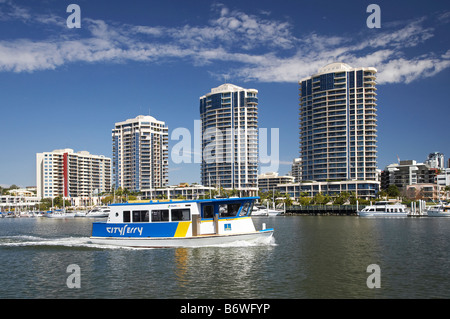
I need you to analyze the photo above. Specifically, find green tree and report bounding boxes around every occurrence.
[284,193,293,207]
[386,185,400,197]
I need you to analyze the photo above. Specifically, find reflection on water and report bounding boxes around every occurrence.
[1,216,450,298]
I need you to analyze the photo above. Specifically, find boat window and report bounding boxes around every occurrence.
[239,202,250,216]
[151,209,169,222]
[203,205,214,219]
[171,209,191,221]
[219,203,241,217]
[132,210,149,222]
[123,211,131,223]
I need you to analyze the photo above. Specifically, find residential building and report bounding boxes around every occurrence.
[436,168,450,187]
[112,115,169,192]
[405,184,441,201]
[290,158,302,182]
[299,62,378,182]
[258,172,295,192]
[381,160,438,191]
[276,180,380,199]
[141,184,215,201]
[0,195,40,211]
[200,83,258,195]
[36,148,111,199]
[425,152,445,170]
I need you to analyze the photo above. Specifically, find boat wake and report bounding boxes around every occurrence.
[0,235,141,250]
[0,234,276,250]
[196,234,277,248]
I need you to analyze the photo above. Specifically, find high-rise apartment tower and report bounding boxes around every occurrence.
[112,115,168,192]
[200,84,258,191]
[299,62,378,182]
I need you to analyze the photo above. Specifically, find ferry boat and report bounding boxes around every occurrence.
[357,201,408,217]
[90,197,274,248]
[427,204,450,217]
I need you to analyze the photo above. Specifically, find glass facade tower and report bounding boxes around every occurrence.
[200,83,258,191]
[299,63,378,182]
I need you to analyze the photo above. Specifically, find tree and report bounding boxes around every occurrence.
[283,193,293,207]
[311,192,331,205]
[333,192,350,205]
[386,185,400,198]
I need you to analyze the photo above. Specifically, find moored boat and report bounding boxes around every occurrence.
[427,204,450,217]
[86,206,110,218]
[90,197,274,248]
[357,201,408,217]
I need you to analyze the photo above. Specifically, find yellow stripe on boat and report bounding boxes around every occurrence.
[174,222,191,237]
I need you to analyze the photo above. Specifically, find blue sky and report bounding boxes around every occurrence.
[0,0,449,188]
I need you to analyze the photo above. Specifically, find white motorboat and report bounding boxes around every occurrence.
[86,207,110,218]
[357,201,408,217]
[74,211,87,217]
[251,205,269,216]
[46,210,75,218]
[427,204,450,217]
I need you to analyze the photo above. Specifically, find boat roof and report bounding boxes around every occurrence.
[109,196,259,207]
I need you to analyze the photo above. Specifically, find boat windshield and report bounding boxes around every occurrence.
[201,201,253,219]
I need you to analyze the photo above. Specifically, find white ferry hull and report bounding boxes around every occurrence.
[90,229,274,248]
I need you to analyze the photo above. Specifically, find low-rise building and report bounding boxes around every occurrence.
[276,180,379,199]
[381,160,437,191]
[258,172,295,192]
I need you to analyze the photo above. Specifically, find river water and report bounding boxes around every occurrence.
[0,216,449,299]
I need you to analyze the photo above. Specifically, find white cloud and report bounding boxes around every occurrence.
[0,2,448,85]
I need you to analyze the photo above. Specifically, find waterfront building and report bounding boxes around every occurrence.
[425,152,445,170]
[276,180,379,199]
[36,148,111,199]
[436,168,450,187]
[200,83,258,195]
[258,172,295,192]
[0,195,40,211]
[140,184,215,201]
[405,183,441,201]
[299,62,378,182]
[381,160,438,191]
[112,115,169,192]
[290,158,302,182]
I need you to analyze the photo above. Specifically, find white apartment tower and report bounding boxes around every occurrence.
[199,83,258,191]
[36,148,111,199]
[299,62,378,182]
[112,115,168,192]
